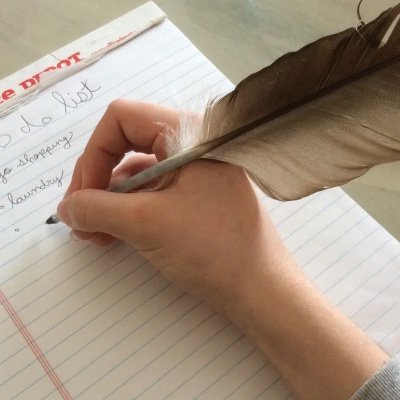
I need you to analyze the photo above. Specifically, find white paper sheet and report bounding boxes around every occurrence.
[0,3,399,399]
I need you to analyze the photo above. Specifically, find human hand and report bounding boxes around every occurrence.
[57,100,389,400]
[57,100,290,311]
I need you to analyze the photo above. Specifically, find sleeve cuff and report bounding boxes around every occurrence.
[350,358,400,400]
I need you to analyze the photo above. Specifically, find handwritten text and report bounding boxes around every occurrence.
[7,170,64,208]
[17,132,73,167]
[52,80,101,114]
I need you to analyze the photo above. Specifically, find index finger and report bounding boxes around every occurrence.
[67,100,179,194]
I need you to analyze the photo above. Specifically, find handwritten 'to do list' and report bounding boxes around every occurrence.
[0,79,102,221]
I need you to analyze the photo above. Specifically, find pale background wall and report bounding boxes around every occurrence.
[1,0,399,239]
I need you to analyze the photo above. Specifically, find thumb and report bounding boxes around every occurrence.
[57,189,158,242]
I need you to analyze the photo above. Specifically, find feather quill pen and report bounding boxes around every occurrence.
[109,4,400,201]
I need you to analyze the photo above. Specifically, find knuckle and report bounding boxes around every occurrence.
[107,99,131,116]
[123,198,164,246]
[129,199,154,225]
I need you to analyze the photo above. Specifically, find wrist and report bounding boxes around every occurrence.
[224,249,302,348]
[208,235,297,340]
[218,251,388,400]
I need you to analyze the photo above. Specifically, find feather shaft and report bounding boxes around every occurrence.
[106,129,247,192]
[112,4,400,199]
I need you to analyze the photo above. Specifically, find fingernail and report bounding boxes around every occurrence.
[57,198,72,226]
[70,231,80,241]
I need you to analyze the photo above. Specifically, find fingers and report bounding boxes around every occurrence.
[64,155,84,198]
[57,189,161,245]
[109,153,157,186]
[64,153,158,246]
[70,230,116,247]
[59,101,178,246]
[80,100,178,190]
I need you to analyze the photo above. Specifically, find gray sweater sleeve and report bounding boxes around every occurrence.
[350,359,400,400]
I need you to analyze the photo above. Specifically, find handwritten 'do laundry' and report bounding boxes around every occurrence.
[7,170,64,208]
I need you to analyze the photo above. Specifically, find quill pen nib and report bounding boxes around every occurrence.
[45,214,60,224]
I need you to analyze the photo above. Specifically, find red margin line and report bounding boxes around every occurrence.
[0,289,72,400]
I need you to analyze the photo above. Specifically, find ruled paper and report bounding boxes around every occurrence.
[1,11,400,400]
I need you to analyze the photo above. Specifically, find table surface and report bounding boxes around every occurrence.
[1,0,399,239]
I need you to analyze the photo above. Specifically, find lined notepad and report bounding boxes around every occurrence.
[0,3,399,399]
